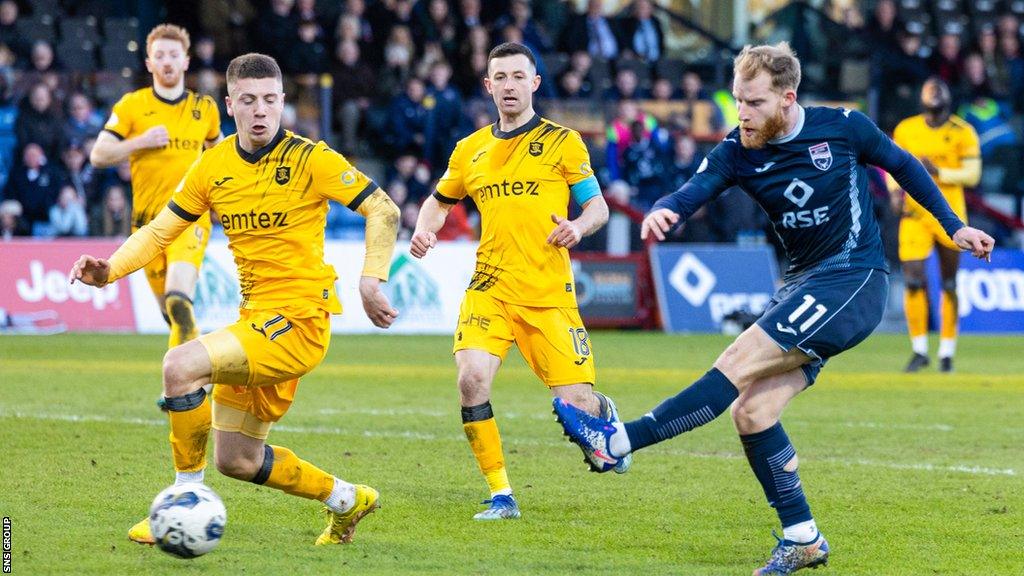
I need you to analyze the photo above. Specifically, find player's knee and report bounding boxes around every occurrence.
[730,399,773,435]
[215,452,259,480]
[942,277,957,294]
[162,347,198,396]
[457,367,491,402]
[904,278,925,292]
[714,345,753,388]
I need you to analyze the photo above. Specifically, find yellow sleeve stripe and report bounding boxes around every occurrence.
[433,191,459,204]
[103,128,125,140]
[167,200,201,222]
[346,181,378,211]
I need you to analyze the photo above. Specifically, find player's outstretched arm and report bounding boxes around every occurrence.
[952,226,995,261]
[548,195,609,249]
[69,255,111,287]
[355,189,401,328]
[68,206,191,287]
[640,208,681,242]
[410,195,454,259]
[90,127,170,168]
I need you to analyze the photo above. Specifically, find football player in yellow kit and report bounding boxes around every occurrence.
[411,42,629,521]
[91,24,221,350]
[90,23,222,545]
[889,78,981,372]
[72,53,400,546]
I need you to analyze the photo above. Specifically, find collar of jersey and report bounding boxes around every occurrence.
[151,87,188,106]
[768,104,805,145]
[235,128,286,164]
[491,113,542,140]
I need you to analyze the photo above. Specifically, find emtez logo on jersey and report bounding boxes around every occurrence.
[161,137,204,151]
[219,210,290,231]
[475,179,539,202]
[781,178,829,229]
[808,142,832,171]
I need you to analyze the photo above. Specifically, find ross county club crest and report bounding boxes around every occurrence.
[529,141,543,156]
[275,166,291,185]
[808,142,832,171]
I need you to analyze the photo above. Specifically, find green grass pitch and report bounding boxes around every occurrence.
[1,332,1021,575]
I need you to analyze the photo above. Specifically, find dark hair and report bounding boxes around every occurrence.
[226,53,282,86]
[487,41,536,69]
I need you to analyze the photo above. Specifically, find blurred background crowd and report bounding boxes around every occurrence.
[1,0,1022,271]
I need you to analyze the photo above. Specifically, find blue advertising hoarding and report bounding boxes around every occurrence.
[925,248,1024,333]
[650,244,780,333]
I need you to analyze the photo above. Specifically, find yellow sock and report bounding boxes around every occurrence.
[940,289,958,340]
[165,292,199,349]
[256,445,335,501]
[463,417,511,495]
[904,288,929,339]
[166,393,211,473]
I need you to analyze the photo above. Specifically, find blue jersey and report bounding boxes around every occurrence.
[654,106,965,279]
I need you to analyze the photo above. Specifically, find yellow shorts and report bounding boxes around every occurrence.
[453,290,596,387]
[139,214,211,298]
[200,305,332,437]
[898,213,960,261]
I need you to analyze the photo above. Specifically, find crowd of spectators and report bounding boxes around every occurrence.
[0,0,1021,256]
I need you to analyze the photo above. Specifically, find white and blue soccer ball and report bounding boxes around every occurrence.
[149,482,227,558]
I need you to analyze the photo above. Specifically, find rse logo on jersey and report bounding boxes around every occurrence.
[781,178,830,229]
[476,179,540,203]
[275,166,291,185]
[529,141,544,156]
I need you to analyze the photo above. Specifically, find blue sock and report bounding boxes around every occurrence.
[623,368,738,452]
[741,422,813,529]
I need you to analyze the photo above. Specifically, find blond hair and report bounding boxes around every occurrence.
[733,42,801,92]
[146,23,190,55]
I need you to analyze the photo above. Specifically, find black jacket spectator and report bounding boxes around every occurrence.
[560,0,620,59]
[4,143,60,226]
[618,0,664,62]
[15,84,62,159]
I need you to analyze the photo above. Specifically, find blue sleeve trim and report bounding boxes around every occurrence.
[570,175,601,207]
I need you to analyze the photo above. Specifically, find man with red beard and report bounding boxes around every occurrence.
[554,42,994,575]
[90,23,222,545]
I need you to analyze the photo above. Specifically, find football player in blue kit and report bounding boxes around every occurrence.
[553,42,994,575]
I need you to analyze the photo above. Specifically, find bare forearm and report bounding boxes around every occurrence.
[574,196,609,237]
[937,158,982,187]
[357,190,401,280]
[414,195,453,234]
[91,137,142,168]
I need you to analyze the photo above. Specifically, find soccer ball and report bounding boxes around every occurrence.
[149,482,227,558]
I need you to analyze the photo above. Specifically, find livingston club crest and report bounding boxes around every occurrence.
[275,166,291,185]
[529,141,543,156]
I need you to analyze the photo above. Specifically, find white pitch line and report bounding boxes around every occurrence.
[0,410,1015,477]
[313,407,957,432]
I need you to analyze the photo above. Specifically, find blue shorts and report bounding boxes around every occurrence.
[757,267,889,385]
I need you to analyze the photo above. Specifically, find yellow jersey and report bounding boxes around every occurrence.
[434,115,594,308]
[103,87,220,228]
[891,114,979,219]
[168,129,380,312]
